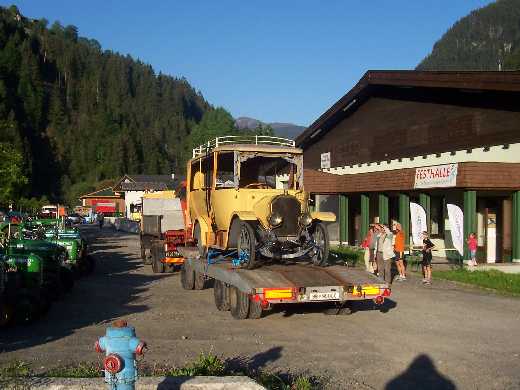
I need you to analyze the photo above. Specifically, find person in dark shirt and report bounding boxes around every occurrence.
[422,231,434,285]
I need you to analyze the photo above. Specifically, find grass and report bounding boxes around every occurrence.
[433,269,520,296]
[330,245,364,267]
[0,353,322,390]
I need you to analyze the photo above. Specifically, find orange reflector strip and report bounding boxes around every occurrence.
[164,257,184,264]
[264,288,294,300]
[362,286,380,296]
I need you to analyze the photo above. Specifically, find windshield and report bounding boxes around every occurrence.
[238,153,302,190]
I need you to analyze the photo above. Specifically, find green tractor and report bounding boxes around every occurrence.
[0,251,50,325]
[25,219,94,276]
[0,223,74,299]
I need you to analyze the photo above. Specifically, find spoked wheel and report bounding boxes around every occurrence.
[238,222,257,269]
[310,222,329,266]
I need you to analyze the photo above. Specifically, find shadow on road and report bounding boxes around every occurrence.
[386,354,457,390]
[226,346,283,372]
[0,225,167,353]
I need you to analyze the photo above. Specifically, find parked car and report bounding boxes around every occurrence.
[66,213,84,224]
[186,136,336,269]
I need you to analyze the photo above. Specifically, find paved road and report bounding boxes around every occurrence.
[1,226,519,389]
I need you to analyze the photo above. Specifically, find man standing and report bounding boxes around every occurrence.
[97,212,104,230]
[376,224,394,284]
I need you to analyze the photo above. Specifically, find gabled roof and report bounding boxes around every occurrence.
[80,187,121,199]
[296,70,520,148]
[113,174,180,192]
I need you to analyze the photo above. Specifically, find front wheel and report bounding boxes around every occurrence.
[310,222,330,266]
[237,222,257,269]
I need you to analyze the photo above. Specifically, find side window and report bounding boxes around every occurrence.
[189,160,200,192]
[200,155,214,189]
[216,152,235,189]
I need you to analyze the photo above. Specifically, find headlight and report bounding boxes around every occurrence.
[268,212,283,227]
[299,212,313,226]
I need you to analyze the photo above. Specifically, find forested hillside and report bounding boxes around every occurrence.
[0,5,222,206]
[417,0,520,70]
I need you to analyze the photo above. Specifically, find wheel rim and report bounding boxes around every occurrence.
[313,226,325,261]
[239,225,251,265]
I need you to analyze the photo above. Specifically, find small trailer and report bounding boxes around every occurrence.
[179,247,391,320]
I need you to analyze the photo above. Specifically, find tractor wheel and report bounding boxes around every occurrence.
[180,263,195,290]
[14,291,40,324]
[193,271,206,290]
[0,300,14,327]
[248,297,264,319]
[213,280,230,311]
[237,221,258,269]
[60,267,75,293]
[229,286,250,320]
[310,222,330,267]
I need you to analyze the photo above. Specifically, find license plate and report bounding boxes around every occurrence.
[166,251,180,258]
[309,291,340,301]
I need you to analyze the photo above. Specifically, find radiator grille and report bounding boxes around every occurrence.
[271,195,301,236]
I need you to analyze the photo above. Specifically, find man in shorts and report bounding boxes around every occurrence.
[422,231,435,285]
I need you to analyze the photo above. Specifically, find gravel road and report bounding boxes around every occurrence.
[1,226,519,389]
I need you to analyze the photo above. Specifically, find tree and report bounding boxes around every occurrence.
[0,143,28,204]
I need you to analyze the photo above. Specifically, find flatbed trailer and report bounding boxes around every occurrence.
[179,247,391,320]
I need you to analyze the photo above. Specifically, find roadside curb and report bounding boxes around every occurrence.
[3,376,265,389]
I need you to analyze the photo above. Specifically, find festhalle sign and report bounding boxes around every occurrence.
[414,163,458,189]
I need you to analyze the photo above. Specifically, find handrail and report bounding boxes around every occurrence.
[192,136,296,158]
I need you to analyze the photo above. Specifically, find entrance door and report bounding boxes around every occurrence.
[486,208,497,263]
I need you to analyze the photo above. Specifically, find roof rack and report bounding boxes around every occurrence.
[192,135,296,158]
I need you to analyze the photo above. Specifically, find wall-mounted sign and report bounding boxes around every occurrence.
[414,163,458,189]
[320,152,331,169]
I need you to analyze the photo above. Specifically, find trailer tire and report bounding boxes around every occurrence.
[181,263,195,290]
[194,271,206,290]
[152,246,165,273]
[230,287,249,320]
[214,280,230,311]
[248,298,263,319]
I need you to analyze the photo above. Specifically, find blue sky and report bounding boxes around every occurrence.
[3,1,494,125]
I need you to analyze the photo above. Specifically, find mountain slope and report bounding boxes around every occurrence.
[235,117,305,139]
[0,5,210,202]
[417,0,520,70]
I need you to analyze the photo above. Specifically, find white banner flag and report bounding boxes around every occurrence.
[410,202,428,246]
[447,204,464,256]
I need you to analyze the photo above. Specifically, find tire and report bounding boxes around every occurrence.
[84,255,95,275]
[229,286,249,320]
[237,222,257,269]
[248,298,263,319]
[60,267,75,293]
[213,280,230,311]
[143,249,152,265]
[193,271,206,290]
[151,246,165,273]
[180,263,195,290]
[310,222,330,266]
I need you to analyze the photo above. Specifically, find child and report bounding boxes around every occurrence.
[466,232,478,267]
[422,231,434,285]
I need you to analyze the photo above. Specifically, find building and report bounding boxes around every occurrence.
[112,174,180,218]
[79,187,125,216]
[297,70,520,263]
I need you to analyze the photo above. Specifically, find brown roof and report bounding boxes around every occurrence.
[296,70,520,147]
[304,162,520,194]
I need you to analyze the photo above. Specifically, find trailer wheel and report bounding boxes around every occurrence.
[214,280,230,311]
[151,246,165,273]
[194,271,207,290]
[248,298,263,319]
[180,263,195,290]
[229,287,249,320]
[310,222,330,266]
